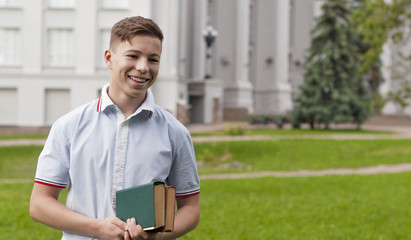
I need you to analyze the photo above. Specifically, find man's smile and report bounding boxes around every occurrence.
[128,75,149,83]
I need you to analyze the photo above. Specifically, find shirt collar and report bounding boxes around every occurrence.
[97,83,154,119]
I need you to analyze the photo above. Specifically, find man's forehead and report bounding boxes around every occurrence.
[112,35,162,53]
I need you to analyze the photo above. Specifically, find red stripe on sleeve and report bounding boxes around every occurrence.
[34,180,66,189]
[176,191,200,198]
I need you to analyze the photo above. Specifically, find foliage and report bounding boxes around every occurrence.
[351,0,411,110]
[292,0,371,129]
[223,123,246,136]
[351,0,411,72]
[249,114,289,128]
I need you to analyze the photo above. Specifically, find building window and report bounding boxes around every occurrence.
[98,29,111,67]
[0,28,21,66]
[102,0,128,9]
[0,0,21,7]
[48,0,75,8]
[45,89,70,125]
[47,29,74,67]
[0,88,17,125]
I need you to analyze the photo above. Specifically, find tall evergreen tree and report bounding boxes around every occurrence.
[292,0,371,129]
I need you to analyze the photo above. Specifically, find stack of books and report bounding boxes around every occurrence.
[116,181,176,232]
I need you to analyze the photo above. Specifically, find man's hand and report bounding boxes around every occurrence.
[30,183,126,240]
[95,216,127,240]
[124,218,162,240]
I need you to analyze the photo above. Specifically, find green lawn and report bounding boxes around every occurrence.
[0,146,43,179]
[1,134,411,239]
[195,139,411,174]
[0,183,65,240]
[0,134,48,140]
[181,173,411,240]
[2,139,411,179]
[2,174,410,240]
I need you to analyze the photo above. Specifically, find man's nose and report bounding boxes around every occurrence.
[135,58,149,73]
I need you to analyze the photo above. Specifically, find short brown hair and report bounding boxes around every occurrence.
[110,16,164,50]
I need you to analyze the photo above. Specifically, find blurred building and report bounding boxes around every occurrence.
[0,0,408,127]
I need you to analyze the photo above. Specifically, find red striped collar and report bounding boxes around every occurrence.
[97,96,102,112]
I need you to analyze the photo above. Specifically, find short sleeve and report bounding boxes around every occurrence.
[34,119,71,188]
[168,130,200,197]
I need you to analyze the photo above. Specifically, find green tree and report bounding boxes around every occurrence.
[292,0,371,129]
[351,0,411,111]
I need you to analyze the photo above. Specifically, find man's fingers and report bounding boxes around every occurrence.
[124,229,130,240]
[139,229,149,239]
[110,216,127,229]
[127,218,149,239]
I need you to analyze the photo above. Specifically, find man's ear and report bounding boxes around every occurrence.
[104,49,112,69]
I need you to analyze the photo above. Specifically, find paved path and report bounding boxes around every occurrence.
[199,163,411,180]
[0,138,46,146]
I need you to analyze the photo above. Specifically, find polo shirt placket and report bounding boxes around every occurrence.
[111,110,129,209]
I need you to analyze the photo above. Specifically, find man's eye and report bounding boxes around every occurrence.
[150,59,159,63]
[128,55,138,59]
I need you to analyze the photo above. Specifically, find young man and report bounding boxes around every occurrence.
[30,16,200,240]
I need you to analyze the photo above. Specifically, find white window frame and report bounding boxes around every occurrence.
[0,0,21,8]
[101,0,128,9]
[47,28,75,68]
[48,0,75,9]
[0,28,21,67]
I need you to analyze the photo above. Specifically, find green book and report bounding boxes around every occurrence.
[116,182,166,231]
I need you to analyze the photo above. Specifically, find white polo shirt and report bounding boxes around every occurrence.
[35,83,200,240]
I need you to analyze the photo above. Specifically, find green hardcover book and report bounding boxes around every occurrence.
[116,181,166,231]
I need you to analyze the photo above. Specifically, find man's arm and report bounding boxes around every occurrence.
[125,193,200,240]
[30,183,126,240]
[167,194,200,238]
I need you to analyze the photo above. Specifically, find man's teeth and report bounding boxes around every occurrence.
[129,76,147,83]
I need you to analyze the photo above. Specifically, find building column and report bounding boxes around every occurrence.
[211,0,253,118]
[150,0,181,115]
[22,0,42,74]
[289,0,315,99]
[273,0,292,114]
[250,0,292,115]
[75,0,97,75]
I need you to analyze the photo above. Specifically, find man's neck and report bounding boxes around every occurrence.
[107,87,146,119]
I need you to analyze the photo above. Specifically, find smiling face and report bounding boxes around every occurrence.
[104,34,162,105]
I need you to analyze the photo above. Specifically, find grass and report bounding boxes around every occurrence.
[0,183,67,240]
[0,129,390,139]
[2,139,411,178]
[180,173,411,240]
[1,132,411,239]
[0,134,48,140]
[0,146,43,179]
[194,139,411,175]
[2,174,410,240]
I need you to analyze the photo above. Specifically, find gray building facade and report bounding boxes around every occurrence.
[0,0,408,127]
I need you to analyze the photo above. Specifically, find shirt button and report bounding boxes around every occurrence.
[116,168,121,173]
[118,144,124,149]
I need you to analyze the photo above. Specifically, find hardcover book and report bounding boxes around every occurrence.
[116,182,166,231]
[164,186,176,232]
